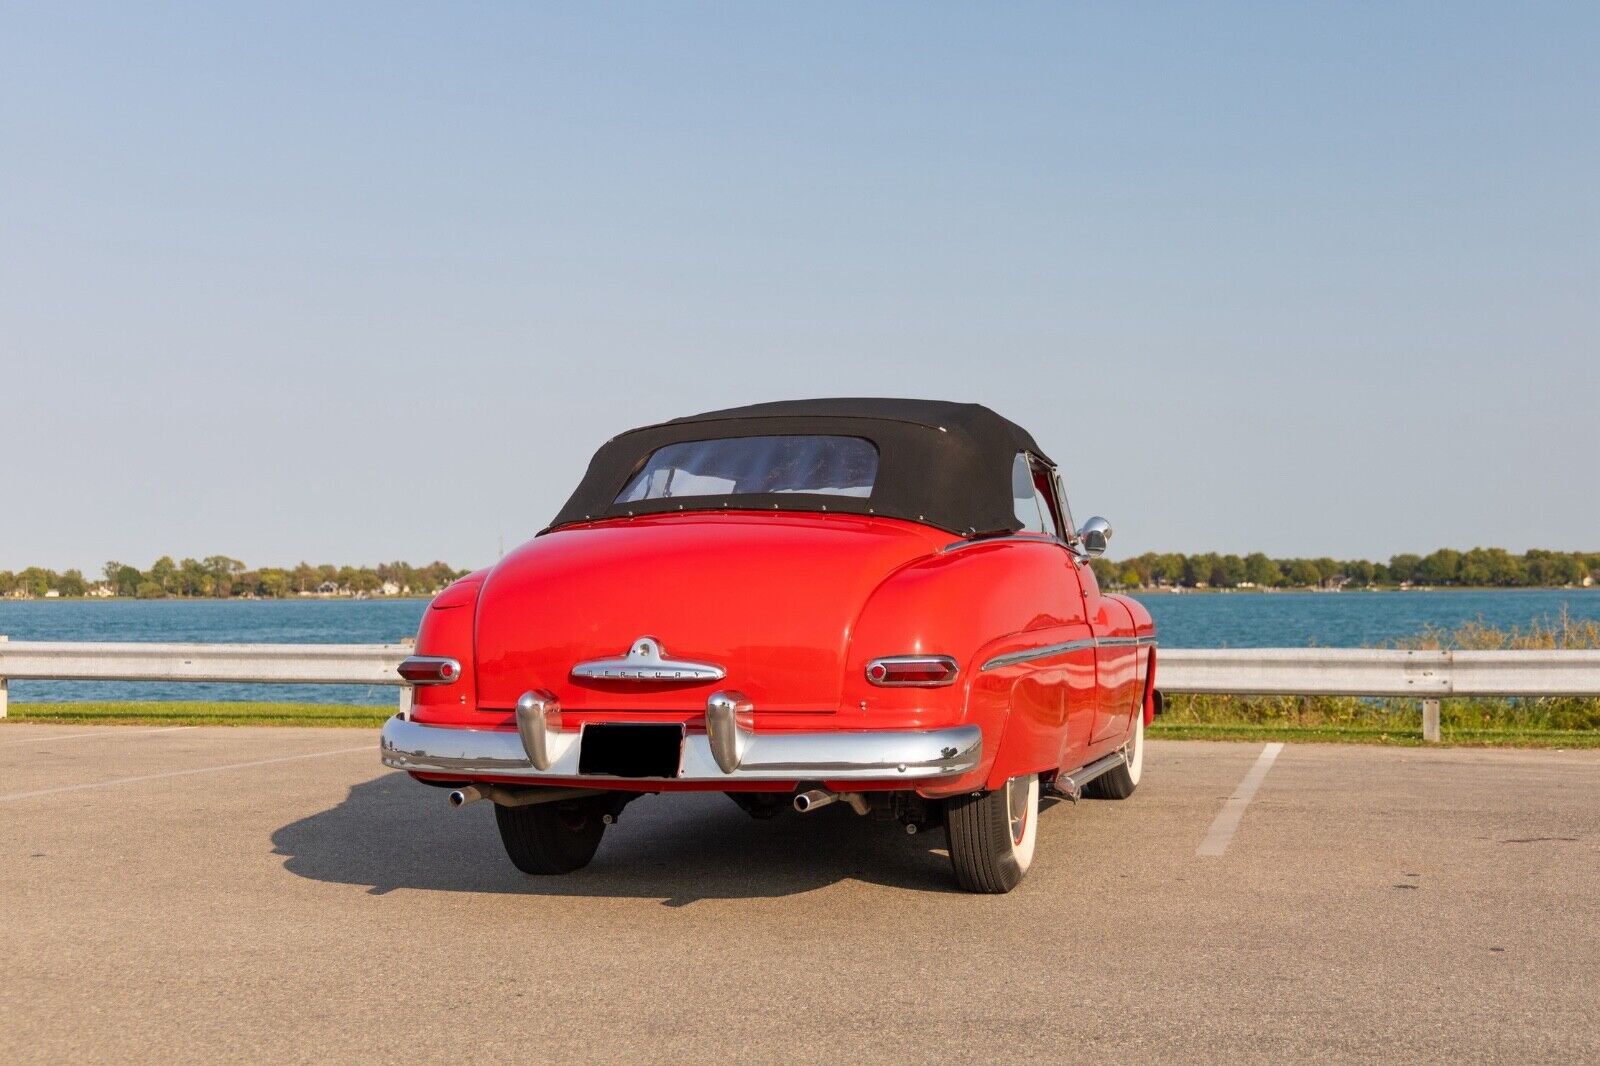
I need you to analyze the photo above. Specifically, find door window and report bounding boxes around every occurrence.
[1010,453,1061,538]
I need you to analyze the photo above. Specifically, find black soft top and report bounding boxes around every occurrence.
[547,398,1053,537]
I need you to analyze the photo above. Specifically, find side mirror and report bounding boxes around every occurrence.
[1076,516,1112,558]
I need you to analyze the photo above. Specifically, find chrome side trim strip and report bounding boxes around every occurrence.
[380,716,983,783]
[980,635,1158,671]
[981,638,1097,672]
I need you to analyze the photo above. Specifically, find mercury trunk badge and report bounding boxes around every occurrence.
[570,636,726,682]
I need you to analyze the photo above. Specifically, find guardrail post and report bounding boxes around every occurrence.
[398,684,413,719]
[1421,698,1441,743]
[0,634,8,719]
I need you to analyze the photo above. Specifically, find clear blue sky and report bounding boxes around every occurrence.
[3,3,1595,573]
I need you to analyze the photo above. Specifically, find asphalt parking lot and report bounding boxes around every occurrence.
[2,724,1596,1064]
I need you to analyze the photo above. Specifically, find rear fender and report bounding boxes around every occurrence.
[912,624,1096,798]
[846,540,1087,798]
[409,571,487,723]
[845,539,1084,726]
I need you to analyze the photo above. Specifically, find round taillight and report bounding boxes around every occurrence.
[867,663,889,683]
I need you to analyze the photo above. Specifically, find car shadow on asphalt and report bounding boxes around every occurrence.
[272,772,964,903]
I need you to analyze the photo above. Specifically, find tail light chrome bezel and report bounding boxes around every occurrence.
[865,655,960,687]
[397,655,463,685]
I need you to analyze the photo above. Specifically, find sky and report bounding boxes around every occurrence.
[2,3,1596,574]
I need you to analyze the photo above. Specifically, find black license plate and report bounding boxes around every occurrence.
[578,723,684,778]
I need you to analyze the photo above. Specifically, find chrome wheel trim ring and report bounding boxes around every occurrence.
[1006,775,1030,844]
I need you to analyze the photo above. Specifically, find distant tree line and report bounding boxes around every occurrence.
[0,557,468,599]
[1088,548,1600,591]
[4,547,1596,600]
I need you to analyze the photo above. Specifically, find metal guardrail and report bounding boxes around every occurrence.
[0,639,414,719]
[1156,648,1600,696]
[1,640,1598,741]
[1157,648,1600,741]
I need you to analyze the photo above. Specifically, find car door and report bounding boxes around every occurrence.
[1084,573,1141,744]
[1010,454,1099,764]
[1042,467,1141,746]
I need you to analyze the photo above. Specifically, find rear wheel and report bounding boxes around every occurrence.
[1086,713,1143,799]
[494,798,607,874]
[945,773,1039,893]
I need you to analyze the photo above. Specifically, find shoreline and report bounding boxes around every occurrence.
[1125,585,1597,596]
[6,586,1596,603]
[0,595,436,603]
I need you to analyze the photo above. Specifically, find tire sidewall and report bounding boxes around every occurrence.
[1125,713,1144,787]
[1007,773,1040,874]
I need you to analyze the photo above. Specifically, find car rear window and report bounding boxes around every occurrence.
[616,435,878,503]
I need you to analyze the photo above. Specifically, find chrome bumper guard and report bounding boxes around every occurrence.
[379,704,982,783]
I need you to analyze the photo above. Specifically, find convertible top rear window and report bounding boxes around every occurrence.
[616,435,878,503]
[551,399,1053,535]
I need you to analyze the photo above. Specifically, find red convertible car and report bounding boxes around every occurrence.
[382,399,1155,892]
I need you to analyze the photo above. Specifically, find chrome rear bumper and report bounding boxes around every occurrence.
[379,714,982,783]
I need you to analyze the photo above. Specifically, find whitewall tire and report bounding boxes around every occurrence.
[1087,713,1143,799]
[945,772,1040,893]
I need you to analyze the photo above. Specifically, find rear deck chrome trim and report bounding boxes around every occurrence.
[570,636,726,682]
[380,715,982,783]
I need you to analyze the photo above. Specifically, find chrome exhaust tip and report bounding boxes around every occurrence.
[793,789,870,815]
[448,786,484,808]
[793,789,836,813]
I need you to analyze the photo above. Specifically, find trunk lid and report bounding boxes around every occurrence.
[473,513,944,713]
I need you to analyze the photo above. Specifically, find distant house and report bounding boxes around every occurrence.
[316,580,341,595]
[86,585,115,598]
[43,589,61,598]
[380,581,401,596]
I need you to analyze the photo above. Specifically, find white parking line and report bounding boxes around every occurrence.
[1197,742,1284,857]
[0,745,372,803]
[0,726,196,747]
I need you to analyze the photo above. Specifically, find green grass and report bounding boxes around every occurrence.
[4,701,392,728]
[5,697,1598,747]
[1153,690,1600,748]
[1149,721,1600,748]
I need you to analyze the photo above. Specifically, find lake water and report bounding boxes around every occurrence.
[2,589,1596,704]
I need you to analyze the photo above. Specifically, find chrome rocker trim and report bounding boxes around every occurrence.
[379,714,983,783]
